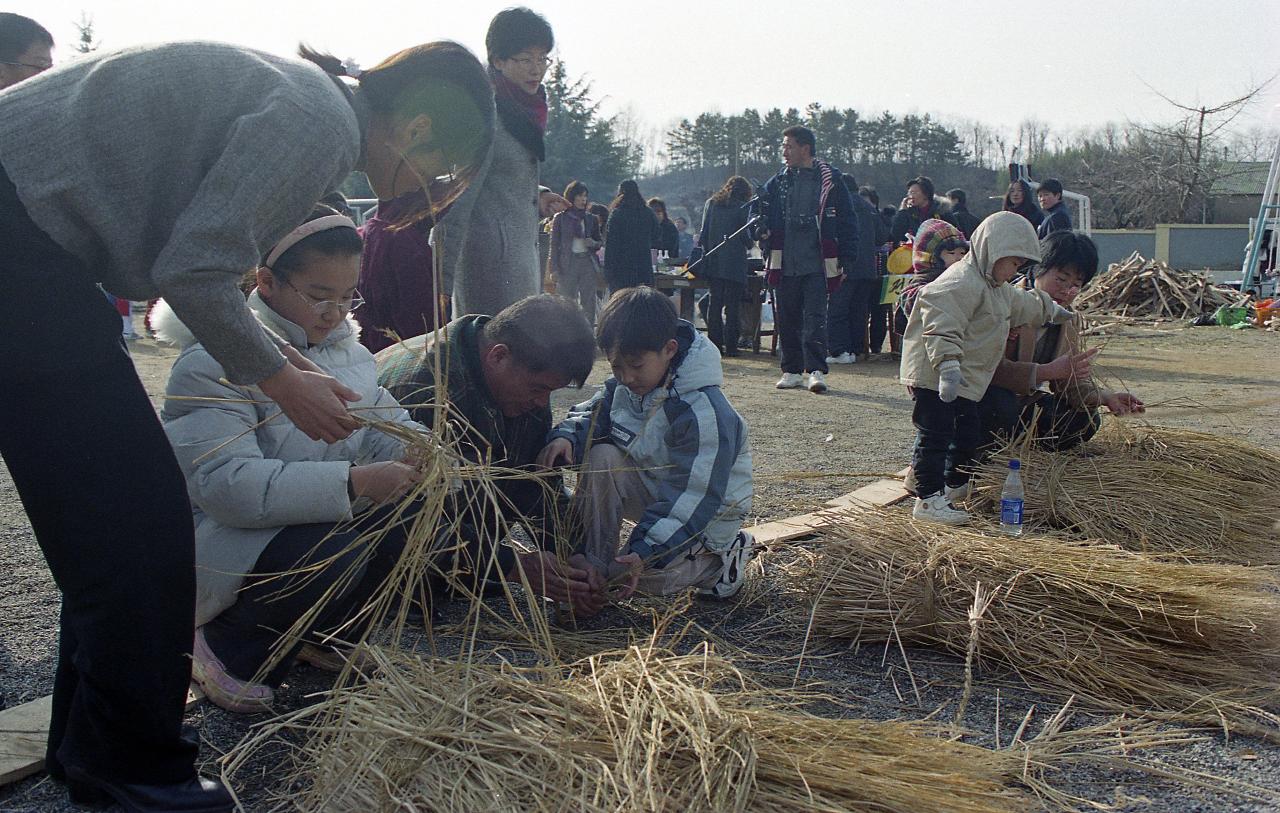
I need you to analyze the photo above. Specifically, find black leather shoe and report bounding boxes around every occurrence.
[65,765,233,813]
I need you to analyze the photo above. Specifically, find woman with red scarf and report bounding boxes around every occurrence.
[438,7,569,318]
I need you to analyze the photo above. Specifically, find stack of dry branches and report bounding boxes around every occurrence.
[796,509,1280,740]
[969,423,1280,565]
[225,637,1219,812]
[1074,252,1246,321]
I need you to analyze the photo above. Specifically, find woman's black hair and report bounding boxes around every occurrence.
[298,41,495,230]
[264,204,362,281]
[611,179,645,211]
[0,13,52,61]
[485,7,554,65]
[564,180,588,201]
[1003,179,1041,220]
[860,185,879,208]
[1037,230,1099,285]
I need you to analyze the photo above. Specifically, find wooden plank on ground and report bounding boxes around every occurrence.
[0,695,51,786]
[826,468,912,509]
[825,467,911,508]
[753,471,913,546]
[0,686,204,788]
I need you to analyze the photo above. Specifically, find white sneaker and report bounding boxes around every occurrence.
[776,372,804,389]
[807,371,828,393]
[912,493,970,525]
[944,481,973,503]
[826,352,854,364]
[696,531,757,600]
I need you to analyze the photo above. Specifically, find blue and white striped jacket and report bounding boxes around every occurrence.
[550,322,753,566]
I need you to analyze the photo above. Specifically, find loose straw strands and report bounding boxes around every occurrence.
[795,510,1280,740]
[225,638,1221,813]
[971,424,1280,565]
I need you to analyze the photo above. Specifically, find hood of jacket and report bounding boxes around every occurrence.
[152,290,360,352]
[961,210,1042,288]
[668,321,723,396]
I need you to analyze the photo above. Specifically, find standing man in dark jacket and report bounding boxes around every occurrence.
[945,188,982,238]
[696,175,754,356]
[890,175,944,247]
[755,126,858,394]
[827,175,889,364]
[1036,178,1072,237]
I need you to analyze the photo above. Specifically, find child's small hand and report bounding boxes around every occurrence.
[536,438,575,469]
[605,553,643,600]
[937,360,966,403]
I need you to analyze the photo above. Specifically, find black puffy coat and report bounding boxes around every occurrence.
[604,203,658,289]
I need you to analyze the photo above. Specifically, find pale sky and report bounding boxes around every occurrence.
[25,0,1280,149]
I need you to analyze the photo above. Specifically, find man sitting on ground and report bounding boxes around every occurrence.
[376,294,602,609]
[538,287,755,611]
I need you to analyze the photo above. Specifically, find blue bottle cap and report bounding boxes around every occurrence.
[1008,459,1021,470]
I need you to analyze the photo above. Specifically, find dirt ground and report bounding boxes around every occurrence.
[1,321,1278,811]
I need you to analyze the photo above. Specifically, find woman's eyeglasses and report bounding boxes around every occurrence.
[286,280,364,315]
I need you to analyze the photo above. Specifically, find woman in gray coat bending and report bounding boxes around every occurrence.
[0,39,492,812]
[697,176,755,355]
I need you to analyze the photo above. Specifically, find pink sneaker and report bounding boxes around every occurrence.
[191,627,274,714]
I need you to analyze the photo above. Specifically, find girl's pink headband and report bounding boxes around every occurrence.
[262,214,357,269]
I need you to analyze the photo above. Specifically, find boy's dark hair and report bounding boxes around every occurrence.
[859,185,879,207]
[1038,231,1099,285]
[0,13,52,62]
[596,287,678,357]
[947,188,967,207]
[1039,178,1064,196]
[564,180,588,201]
[908,175,935,200]
[265,204,363,280]
[782,125,816,152]
[482,294,595,387]
[485,7,554,65]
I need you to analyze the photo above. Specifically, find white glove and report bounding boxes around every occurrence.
[938,360,966,403]
[1049,301,1073,325]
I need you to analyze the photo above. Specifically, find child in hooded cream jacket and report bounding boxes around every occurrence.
[899,212,1073,524]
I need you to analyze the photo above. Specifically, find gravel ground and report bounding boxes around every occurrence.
[1,323,1278,811]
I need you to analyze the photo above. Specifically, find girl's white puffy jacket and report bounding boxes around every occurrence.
[154,291,421,626]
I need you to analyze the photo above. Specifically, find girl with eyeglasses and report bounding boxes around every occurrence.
[153,205,428,718]
[0,38,492,812]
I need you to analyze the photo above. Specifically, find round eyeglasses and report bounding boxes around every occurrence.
[285,279,364,314]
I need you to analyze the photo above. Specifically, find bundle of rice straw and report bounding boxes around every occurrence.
[798,510,1280,740]
[225,639,1213,812]
[970,423,1280,565]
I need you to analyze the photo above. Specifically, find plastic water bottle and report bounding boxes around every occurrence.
[999,460,1024,536]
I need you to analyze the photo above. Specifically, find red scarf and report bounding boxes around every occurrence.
[493,71,548,133]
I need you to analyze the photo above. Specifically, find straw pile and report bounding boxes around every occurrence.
[225,639,1215,813]
[1074,252,1246,320]
[797,510,1280,740]
[969,423,1280,565]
